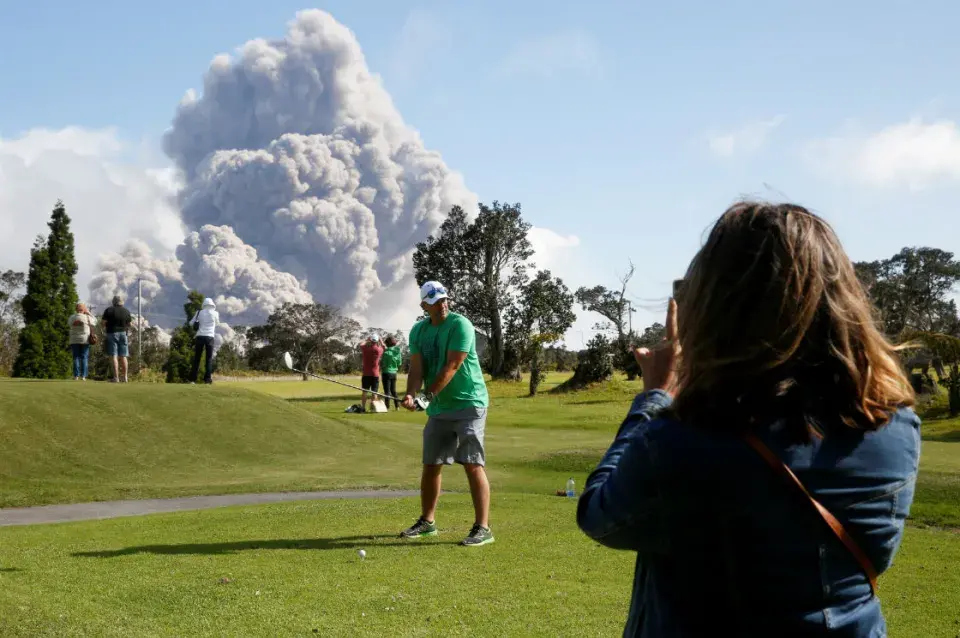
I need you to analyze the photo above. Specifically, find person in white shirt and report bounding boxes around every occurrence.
[67,302,98,380]
[189,297,220,384]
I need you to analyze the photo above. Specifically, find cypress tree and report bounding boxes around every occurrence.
[164,290,204,383]
[13,201,79,378]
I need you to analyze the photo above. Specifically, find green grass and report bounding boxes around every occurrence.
[0,373,623,508]
[1,373,959,636]
[2,494,958,637]
[0,494,632,637]
[0,380,421,508]
[879,526,960,637]
[1,495,958,637]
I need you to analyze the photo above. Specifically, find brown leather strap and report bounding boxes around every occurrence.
[744,433,879,595]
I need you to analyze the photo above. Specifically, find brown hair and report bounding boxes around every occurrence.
[385,335,398,347]
[672,201,914,441]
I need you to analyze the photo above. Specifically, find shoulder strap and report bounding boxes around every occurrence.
[743,433,879,595]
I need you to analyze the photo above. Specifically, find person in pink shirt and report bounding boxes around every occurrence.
[357,334,385,412]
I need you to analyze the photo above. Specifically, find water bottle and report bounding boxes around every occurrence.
[565,477,576,498]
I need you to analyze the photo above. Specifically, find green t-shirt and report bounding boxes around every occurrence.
[381,345,403,374]
[409,312,488,416]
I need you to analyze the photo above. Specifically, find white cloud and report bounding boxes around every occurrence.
[707,115,786,158]
[807,117,960,190]
[528,226,581,274]
[0,127,183,306]
[498,30,603,80]
[526,226,596,348]
[0,126,123,164]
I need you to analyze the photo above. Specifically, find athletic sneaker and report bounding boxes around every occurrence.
[399,516,438,539]
[460,524,494,547]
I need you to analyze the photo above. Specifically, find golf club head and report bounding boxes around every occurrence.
[282,352,294,370]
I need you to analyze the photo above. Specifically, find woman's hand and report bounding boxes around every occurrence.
[633,298,681,395]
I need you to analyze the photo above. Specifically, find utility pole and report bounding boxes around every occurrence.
[627,300,633,335]
[137,277,142,375]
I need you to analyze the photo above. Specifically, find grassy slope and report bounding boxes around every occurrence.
[0,380,421,507]
[2,373,959,527]
[0,374,623,508]
[1,374,959,636]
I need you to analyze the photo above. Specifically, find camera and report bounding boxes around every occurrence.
[672,278,686,302]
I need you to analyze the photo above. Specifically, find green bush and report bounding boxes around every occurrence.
[551,334,613,393]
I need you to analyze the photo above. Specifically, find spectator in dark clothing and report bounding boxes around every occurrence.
[102,295,133,383]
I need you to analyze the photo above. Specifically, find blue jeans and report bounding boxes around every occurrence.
[71,344,90,378]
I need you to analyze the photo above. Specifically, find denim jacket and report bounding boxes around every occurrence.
[577,390,921,638]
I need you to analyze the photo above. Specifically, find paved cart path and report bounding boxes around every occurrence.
[0,490,422,527]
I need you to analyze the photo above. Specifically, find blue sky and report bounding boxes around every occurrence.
[2,0,960,341]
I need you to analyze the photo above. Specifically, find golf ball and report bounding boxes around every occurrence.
[358,549,366,559]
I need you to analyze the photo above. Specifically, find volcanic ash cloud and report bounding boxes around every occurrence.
[161,9,476,315]
[91,9,475,326]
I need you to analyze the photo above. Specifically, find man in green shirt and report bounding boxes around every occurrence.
[399,281,493,547]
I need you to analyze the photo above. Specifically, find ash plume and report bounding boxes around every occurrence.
[176,224,313,324]
[161,9,475,315]
[90,9,475,327]
[88,238,184,320]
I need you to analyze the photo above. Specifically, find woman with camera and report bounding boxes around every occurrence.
[577,201,920,637]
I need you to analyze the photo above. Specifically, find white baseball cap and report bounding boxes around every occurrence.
[419,281,449,305]
[367,333,378,341]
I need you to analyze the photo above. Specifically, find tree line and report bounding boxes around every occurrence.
[3,200,959,406]
[412,204,960,400]
[1,200,584,394]
[412,202,577,394]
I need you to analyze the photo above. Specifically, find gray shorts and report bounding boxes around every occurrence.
[422,407,487,467]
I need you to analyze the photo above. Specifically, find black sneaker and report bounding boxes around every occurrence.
[460,523,494,547]
[399,516,438,539]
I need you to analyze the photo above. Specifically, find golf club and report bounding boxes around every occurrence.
[281,352,430,410]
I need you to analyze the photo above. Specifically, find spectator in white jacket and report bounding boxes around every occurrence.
[189,297,220,384]
[67,302,97,380]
